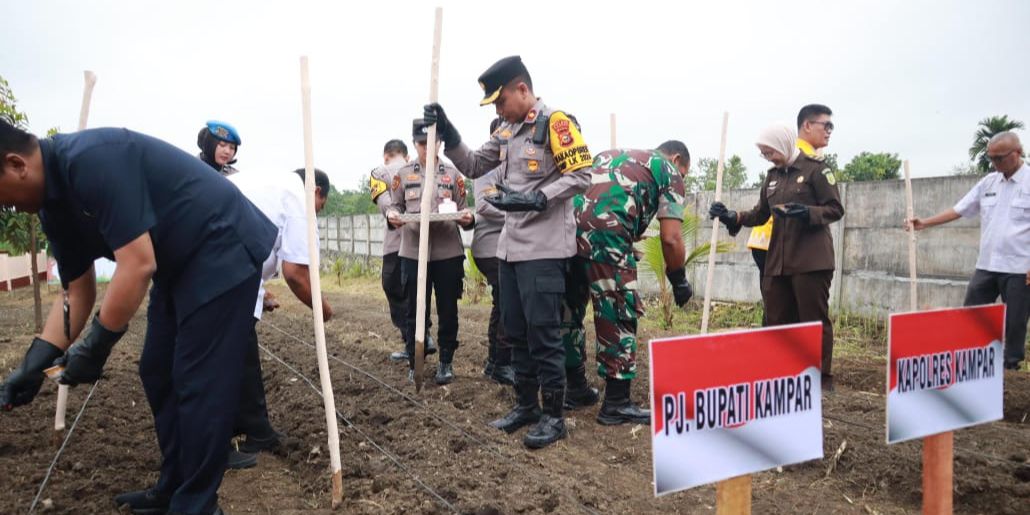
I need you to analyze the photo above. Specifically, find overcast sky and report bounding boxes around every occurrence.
[3,0,1029,191]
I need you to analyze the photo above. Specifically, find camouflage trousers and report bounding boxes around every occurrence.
[561,256,643,380]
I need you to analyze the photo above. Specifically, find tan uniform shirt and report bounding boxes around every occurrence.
[445,100,592,262]
[737,154,844,276]
[471,168,504,259]
[389,160,469,261]
[370,158,407,255]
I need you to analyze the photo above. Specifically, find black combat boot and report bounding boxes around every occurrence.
[490,364,515,385]
[564,364,599,410]
[524,389,568,449]
[489,379,541,433]
[435,362,455,385]
[821,373,834,393]
[482,358,495,378]
[425,335,437,356]
[113,488,170,514]
[389,349,409,362]
[596,378,650,425]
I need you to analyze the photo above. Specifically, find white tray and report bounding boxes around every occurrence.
[396,212,464,223]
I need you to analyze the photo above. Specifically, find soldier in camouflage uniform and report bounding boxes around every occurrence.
[563,141,694,425]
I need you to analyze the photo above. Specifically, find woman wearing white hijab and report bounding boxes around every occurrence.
[708,122,844,390]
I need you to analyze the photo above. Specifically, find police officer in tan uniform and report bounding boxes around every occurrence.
[371,139,438,362]
[386,119,474,385]
[473,118,515,385]
[424,55,592,448]
[710,123,843,390]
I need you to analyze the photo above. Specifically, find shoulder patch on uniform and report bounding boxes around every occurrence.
[370,175,388,201]
[821,168,836,186]
[548,111,591,174]
[392,175,401,191]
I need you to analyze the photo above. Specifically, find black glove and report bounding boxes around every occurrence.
[708,201,741,236]
[1,337,64,410]
[55,315,126,386]
[423,103,462,149]
[665,268,693,307]
[777,202,810,220]
[485,184,547,212]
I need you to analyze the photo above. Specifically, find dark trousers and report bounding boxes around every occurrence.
[499,259,567,391]
[139,273,260,515]
[964,269,1029,366]
[762,271,834,375]
[401,256,464,365]
[382,252,407,334]
[752,248,769,326]
[233,321,275,440]
[476,256,511,366]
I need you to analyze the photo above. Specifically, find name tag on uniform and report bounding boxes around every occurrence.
[985,192,997,197]
[406,189,421,200]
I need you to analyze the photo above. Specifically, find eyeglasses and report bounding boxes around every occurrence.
[987,150,1016,162]
[808,120,834,132]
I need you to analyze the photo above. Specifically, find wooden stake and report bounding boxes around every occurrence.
[413,6,443,392]
[905,160,953,514]
[299,56,344,508]
[700,111,729,334]
[609,113,616,149]
[56,70,98,433]
[716,475,752,515]
[903,160,917,312]
[697,112,750,513]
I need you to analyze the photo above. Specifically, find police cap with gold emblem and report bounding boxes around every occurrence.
[412,118,432,142]
[477,55,529,106]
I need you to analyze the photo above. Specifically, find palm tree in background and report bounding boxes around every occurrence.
[637,213,733,329]
[969,115,1025,173]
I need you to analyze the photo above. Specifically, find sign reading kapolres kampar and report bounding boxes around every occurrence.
[649,322,824,496]
[887,304,1004,444]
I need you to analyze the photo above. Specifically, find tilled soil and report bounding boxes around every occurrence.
[0,284,1028,514]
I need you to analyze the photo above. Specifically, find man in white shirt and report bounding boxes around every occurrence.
[908,132,1028,370]
[226,168,334,468]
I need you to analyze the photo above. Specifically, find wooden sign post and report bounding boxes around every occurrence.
[905,160,953,515]
[55,70,98,434]
[413,6,444,392]
[299,56,344,507]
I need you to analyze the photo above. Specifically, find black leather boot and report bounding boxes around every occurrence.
[113,488,170,514]
[488,379,540,433]
[596,378,650,425]
[564,364,599,410]
[482,358,495,377]
[435,362,455,385]
[524,389,568,449]
[425,335,437,356]
[490,365,515,385]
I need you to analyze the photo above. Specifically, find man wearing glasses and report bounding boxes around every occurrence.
[907,131,1028,371]
[747,105,834,323]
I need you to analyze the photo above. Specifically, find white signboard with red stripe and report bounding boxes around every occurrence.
[886,304,1004,444]
[649,322,824,496]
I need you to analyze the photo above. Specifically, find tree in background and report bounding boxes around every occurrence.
[688,155,747,192]
[0,75,47,331]
[969,115,1025,174]
[840,152,902,182]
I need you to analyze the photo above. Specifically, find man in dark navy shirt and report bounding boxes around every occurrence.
[0,120,276,515]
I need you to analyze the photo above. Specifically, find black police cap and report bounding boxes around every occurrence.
[412,118,431,142]
[477,55,529,106]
